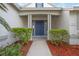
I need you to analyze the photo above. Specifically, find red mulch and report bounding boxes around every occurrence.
[20,41,32,56]
[47,40,79,56]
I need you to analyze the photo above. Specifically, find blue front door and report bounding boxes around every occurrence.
[35,20,44,36]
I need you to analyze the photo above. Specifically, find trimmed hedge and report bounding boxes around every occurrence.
[11,28,32,44]
[49,29,70,46]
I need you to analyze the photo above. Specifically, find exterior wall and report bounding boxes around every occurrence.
[0,4,23,28]
[59,10,77,35]
[69,12,79,45]
[0,4,24,48]
[20,16,28,27]
[59,10,78,45]
[51,10,72,31]
[69,12,77,35]
[51,15,60,29]
[32,15,47,20]
[49,11,71,42]
[59,10,70,30]
[51,11,70,43]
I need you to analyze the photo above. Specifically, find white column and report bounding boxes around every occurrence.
[28,14,32,28]
[28,14,32,40]
[48,14,51,40]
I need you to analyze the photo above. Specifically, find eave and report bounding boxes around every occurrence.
[19,7,62,11]
[10,3,62,11]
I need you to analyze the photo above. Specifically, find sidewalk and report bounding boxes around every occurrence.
[27,39,52,56]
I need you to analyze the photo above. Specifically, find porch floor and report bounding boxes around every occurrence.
[26,38,52,56]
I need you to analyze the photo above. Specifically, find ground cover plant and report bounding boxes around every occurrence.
[0,28,32,56]
[0,43,22,56]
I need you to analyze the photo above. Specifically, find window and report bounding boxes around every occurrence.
[35,3,43,8]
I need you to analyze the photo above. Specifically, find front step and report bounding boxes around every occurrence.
[32,36,47,40]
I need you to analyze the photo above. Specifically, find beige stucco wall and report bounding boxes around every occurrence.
[59,10,77,35]
[59,10,79,44]
[69,11,77,35]
[51,15,60,29]
[0,4,24,47]
[32,14,47,20]
[58,10,70,30]
[0,4,23,28]
[70,11,79,36]
[69,12,79,45]
[20,16,28,27]
[51,10,72,31]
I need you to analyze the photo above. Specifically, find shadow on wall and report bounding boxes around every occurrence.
[0,24,16,48]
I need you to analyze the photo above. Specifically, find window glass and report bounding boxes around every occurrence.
[36,3,43,8]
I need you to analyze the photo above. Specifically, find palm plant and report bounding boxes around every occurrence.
[0,3,8,12]
[0,3,11,31]
[0,16,11,31]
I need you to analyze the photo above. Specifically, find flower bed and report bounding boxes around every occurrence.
[20,41,32,56]
[0,28,32,56]
[47,40,79,56]
[0,40,32,56]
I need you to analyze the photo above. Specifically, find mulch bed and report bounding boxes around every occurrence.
[15,40,32,56]
[47,40,79,56]
[21,41,32,56]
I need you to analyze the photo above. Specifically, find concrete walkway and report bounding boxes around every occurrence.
[27,38,52,56]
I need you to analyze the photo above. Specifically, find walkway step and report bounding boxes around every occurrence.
[27,39,52,56]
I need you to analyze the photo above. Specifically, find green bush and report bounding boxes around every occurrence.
[0,43,22,56]
[49,29,70,46]
[11,28,32,44]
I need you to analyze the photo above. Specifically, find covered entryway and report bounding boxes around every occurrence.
[32,15,48,38]
[19,9,62,40]
[20,14,61,40]
[32,20,47,36]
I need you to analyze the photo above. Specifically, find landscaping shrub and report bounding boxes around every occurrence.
[0,43,22,56]
[11,28,32,44]
[49,29,70,46]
